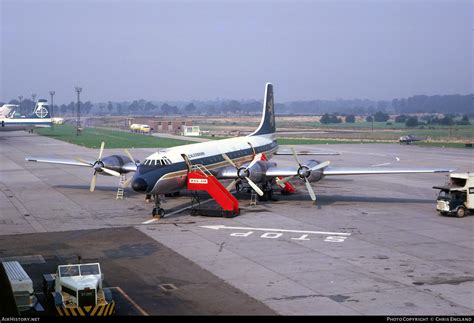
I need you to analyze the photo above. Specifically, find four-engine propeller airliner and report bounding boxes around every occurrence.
[26,83,453,217]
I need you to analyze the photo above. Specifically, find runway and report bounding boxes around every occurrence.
[0,131,473,315]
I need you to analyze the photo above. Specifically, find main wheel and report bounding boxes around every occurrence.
[152,208,157,217]
[456,207,466,218]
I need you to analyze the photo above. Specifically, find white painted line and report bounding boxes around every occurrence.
[142,218,158,225]
[372,162,391,167]
[200,225,351,236]
[142,199,214,224]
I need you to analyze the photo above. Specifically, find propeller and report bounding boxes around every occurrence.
[75,142,121,192]
[121,148,140,188]
[276,147,330,202]
[222,153,264,196]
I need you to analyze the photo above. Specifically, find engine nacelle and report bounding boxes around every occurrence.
[246,160,277,183]
[305,160,325,183]
[216,160,276,184]
[99,155,137,174]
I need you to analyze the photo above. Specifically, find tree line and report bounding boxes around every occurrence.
[318,111,470,127]
[3,93,472,117]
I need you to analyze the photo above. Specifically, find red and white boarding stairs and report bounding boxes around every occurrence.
[187,164,240,218]
[186,154,296,217]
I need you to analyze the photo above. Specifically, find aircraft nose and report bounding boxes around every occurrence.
[131,177,148,193]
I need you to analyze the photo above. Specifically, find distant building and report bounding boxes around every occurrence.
[126,117,192,134]
[182,125,201,136]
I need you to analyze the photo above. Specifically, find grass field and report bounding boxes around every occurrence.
[200,134,472,148]
[275,138,391,145]
[37,124,471,150]
[36,125,194,149]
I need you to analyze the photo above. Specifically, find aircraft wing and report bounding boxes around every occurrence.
[275,149,340,156]
[321,166,453,176]
[25,157,93,167]
[265,166,453,178]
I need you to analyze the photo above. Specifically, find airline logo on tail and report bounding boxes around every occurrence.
[35,106,49,118]
[266,86,275,128]
[31,101,51,119]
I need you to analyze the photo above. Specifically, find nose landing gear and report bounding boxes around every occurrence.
[151,194,165,219]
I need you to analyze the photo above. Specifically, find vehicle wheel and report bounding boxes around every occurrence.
[456,207,466,218]
[152,208,157,217]
[438,211,447,216]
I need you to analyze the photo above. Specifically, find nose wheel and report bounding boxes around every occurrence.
[152,207,165,218]
[151,194,165,218]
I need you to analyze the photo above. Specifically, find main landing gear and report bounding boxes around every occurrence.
[151,194,165,219]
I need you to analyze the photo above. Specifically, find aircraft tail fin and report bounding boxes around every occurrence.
[249,83,275,136]
[28,102,51,119]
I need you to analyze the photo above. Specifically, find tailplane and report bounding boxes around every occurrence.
[249,83,275,136]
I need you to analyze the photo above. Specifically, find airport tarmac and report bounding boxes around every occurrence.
[0,131,473,315]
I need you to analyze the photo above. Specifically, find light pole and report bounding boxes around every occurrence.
[18,95,23,116]
[49,91,55,128]
[31,93,37,115]
[75,87,82,136]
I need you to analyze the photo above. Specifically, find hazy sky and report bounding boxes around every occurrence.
[1,0,472,104]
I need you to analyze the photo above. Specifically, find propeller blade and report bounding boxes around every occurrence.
[123,176,133,188]
[75,157,93,166]
[309,160,330,172]
[276,175,294,186]
[124,149,135,163]
[246,177,264,196]
[247,153,262,170]
[291,147,302,166]
[304,178,316,201]
[98,142,105,160]
[102,167,121,177]
[90,171,97,192]
[222,153,237,168]
[226,180,238,192]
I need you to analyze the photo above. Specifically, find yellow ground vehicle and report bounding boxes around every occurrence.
[43,263,115,316]
[139,124,151,134]
[130,123,142,132]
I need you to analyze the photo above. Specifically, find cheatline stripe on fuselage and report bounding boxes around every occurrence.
[143,140,279,184]
[1,119,52,125]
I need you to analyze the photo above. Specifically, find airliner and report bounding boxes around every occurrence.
[0,104,17,118]
[26,83,453,217]
[1,100,53,131]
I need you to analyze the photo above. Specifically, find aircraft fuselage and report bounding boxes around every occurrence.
[131,134,278,195]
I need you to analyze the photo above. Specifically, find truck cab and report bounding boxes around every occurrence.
[434,173,474,218]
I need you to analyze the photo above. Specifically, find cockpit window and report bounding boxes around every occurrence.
[142,157,172,167]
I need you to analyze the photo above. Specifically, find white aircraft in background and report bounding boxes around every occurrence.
[0,104,17,118]
[1,100,53,131]
[26,83,453,217]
